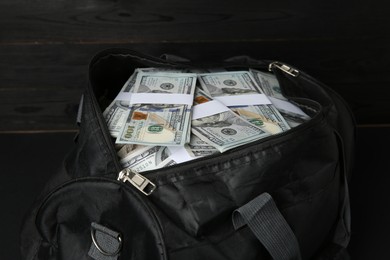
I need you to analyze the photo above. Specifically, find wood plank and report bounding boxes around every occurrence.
[0,41,389,131]
[1,0,389,130]
[1,40,389,87]
[1,0,390,43]
[0,87,82,131]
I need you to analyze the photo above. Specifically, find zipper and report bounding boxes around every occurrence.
[269,59,356,132]
[268,61,300,77]
[117,168,156,196]
[144,104,325,178]
[89,56,324,196]
[87,49,191,173]
[87,80,158,196]
[87,50,185,195]
[113,109,325,197]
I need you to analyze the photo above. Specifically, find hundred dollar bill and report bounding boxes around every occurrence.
[117,144,138,158]
[156,157,178,169]
[120,145,172,172]
[191,89,270,153]
[198,71,290,134]
[249,68,287,100]
[142,135,219,170]
[155,145,200,168]
[152,135,220,170]
[184,134,219,158]
[250,69,311,127]
[103,71,138,138]
[116,72,197,146]
[103,68,187,138]
[137,67,195,143]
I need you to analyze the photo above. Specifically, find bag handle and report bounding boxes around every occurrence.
[232,192,302,260]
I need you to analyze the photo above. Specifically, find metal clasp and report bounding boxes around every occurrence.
[269,61,300,77]
[90,222,122,257]
[118,169,156,196]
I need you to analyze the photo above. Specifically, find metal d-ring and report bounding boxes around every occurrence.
[90,226,122,256]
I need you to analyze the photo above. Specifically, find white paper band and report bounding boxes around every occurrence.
[115,92,193,106]
[167,147,195,163]
[115,92,133,101]
[213,94,272,107]
[192,100,230,120]
[269,97,309,117]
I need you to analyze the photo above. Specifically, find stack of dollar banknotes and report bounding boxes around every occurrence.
[103,68,311,173]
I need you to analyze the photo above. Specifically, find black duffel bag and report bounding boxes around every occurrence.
[20,49,355,260]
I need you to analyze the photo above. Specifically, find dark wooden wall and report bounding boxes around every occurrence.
[1,0,390,132]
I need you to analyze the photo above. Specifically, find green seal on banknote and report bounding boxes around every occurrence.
[148,125,164,133]
[249,118,264,127]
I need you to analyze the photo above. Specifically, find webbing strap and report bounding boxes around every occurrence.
[232,193,302,260]
[88,222,122,260]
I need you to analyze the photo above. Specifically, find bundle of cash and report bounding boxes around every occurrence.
[116,71,197,146]
[198,71,291,134]
[250,69,286,100]
[120,145,172,172]
[184,134,219,158]
[117,144,138,159]
[250,69,311,127]
[191,89,270,153]
[118,135,217,173]
[103,67,312,173]
[103,68,186,138]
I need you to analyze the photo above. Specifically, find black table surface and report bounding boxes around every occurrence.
[1,126,389,259]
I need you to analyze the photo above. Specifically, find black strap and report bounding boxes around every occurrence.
[232,192,302,260]
[88,222,122,260]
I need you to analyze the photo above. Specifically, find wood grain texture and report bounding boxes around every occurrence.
[1,41,389,131]
[1,0,390,43]
[1,0,389,130]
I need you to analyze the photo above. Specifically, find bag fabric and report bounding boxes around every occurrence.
[20,49,355,260]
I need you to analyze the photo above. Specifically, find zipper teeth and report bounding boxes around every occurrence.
[145,105,325,179]
[88,51,195,174]
[89,57,327,179]
[300,71,357,126]
[288,67,356,140]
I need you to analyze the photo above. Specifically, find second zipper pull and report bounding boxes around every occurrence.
[118,168,156,196]
[268,61,300,77]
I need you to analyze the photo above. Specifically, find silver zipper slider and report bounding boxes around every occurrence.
[117,168,156,196]
[268,61,299,77]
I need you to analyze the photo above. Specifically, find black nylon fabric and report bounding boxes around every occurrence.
[35,179,166,260]
[20,49,355,260]
[145,114,341,260]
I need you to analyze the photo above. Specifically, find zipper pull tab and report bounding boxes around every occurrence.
[117,169,156,196]
[268,61,299,77]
